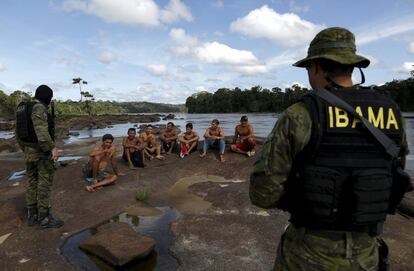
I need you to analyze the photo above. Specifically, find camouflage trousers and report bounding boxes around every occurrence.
[25,159,55,212]
[273,224,379,271]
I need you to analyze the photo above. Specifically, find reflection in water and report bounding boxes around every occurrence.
[8,170,26,181]
[61,206,179,271]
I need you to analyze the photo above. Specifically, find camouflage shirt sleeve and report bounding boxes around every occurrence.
[32,103,54,152]
[399,118,409,168]
[249,102,312,208]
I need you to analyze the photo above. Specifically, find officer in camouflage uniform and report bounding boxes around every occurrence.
[16,85,64,229]
[250,27,409,270]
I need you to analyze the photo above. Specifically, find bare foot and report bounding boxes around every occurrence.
[128,164,135,169]
[155,155,165,160]
[85,185,95,192]
[219,155,225,162]
[199,153,206,158]
[147,155,154,161]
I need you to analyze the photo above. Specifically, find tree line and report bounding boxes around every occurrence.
[185,85,310,113]
[0,89,183,118]
[1,76,413,119]
[185,77,414,113]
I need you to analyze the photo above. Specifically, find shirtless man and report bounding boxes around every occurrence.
[159,122,178,154]
[200,119,225,162]
[140,125,164,160]
[231,115,256,157]
[122,128,144,169]
[84,134,118,192]
[178,122,199,158]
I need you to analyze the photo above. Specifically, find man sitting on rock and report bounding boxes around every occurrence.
[84,134,119,192]
[122,128,144,169]
[159,122,178,155]
[200,119,225,162]
[178,122,199,158]
[140,125,164,160]
[230,116,256,157]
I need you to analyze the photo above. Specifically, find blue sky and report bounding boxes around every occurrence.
[0,0,413,104]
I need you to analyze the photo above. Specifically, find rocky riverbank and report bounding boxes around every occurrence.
[0,137,413,270]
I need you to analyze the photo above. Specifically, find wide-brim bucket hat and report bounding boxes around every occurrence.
[293,27,370,68]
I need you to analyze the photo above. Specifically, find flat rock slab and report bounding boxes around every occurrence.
[80,222,155,266]
[399,188,414,217]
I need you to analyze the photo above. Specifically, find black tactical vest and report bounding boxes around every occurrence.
[16,101,55,143]
[284,87,403,234]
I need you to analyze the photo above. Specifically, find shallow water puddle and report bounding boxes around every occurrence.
[57,156,83,162]
[155,175,236,215]
[8,170,26,181]
[61,206,179,271]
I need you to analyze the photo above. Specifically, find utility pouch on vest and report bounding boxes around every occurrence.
[388,166,413,214]
[300,166,346,222]
[378,238,390,271]
[352,169,391,225]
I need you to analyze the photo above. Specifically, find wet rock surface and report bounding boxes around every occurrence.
[399,180,414,217]
[0,137,19,153]
[80,222,156,266]
[0,121,14,131]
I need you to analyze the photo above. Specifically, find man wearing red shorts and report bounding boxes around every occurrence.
[231,116,256,157]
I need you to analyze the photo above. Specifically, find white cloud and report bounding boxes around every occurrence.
[146,64,168,76]
[357,14,414,45]
[288,0,310,13]
[361,54,379,66]
[169,28,198,47]
[174,74,191,81]
[169,29,268,76]
[205,78,222,83]
[409,42,414,54]
[145,64,191,81]
[195,42,258,66]
[393,62,414,74]
[214,31,224,37]
[0,63,6,72]
[97,50,116,64]
[230,5,323,47]
[161,0,193,24]
[266,51,300,68]
[196,86,208,92]
[62,0,193,27]
[212,1,223,9]
[0,82,9,92]
[231,65,268,76]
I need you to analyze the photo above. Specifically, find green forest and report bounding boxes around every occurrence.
[185,77,414,113]
[1,76,413,118]
[0,90,184,118]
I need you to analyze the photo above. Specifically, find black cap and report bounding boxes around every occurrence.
[240,116,248,122]
[34,85,53,105]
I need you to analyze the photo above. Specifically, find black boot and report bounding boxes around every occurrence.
[27,205,38,226]
[37,209,64,229]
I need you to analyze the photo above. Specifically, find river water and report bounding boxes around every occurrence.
[61,113,279,144]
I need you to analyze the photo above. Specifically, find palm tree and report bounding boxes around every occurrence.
[72,77,88,101]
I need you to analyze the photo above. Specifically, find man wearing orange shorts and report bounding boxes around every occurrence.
[230,116,256,157]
